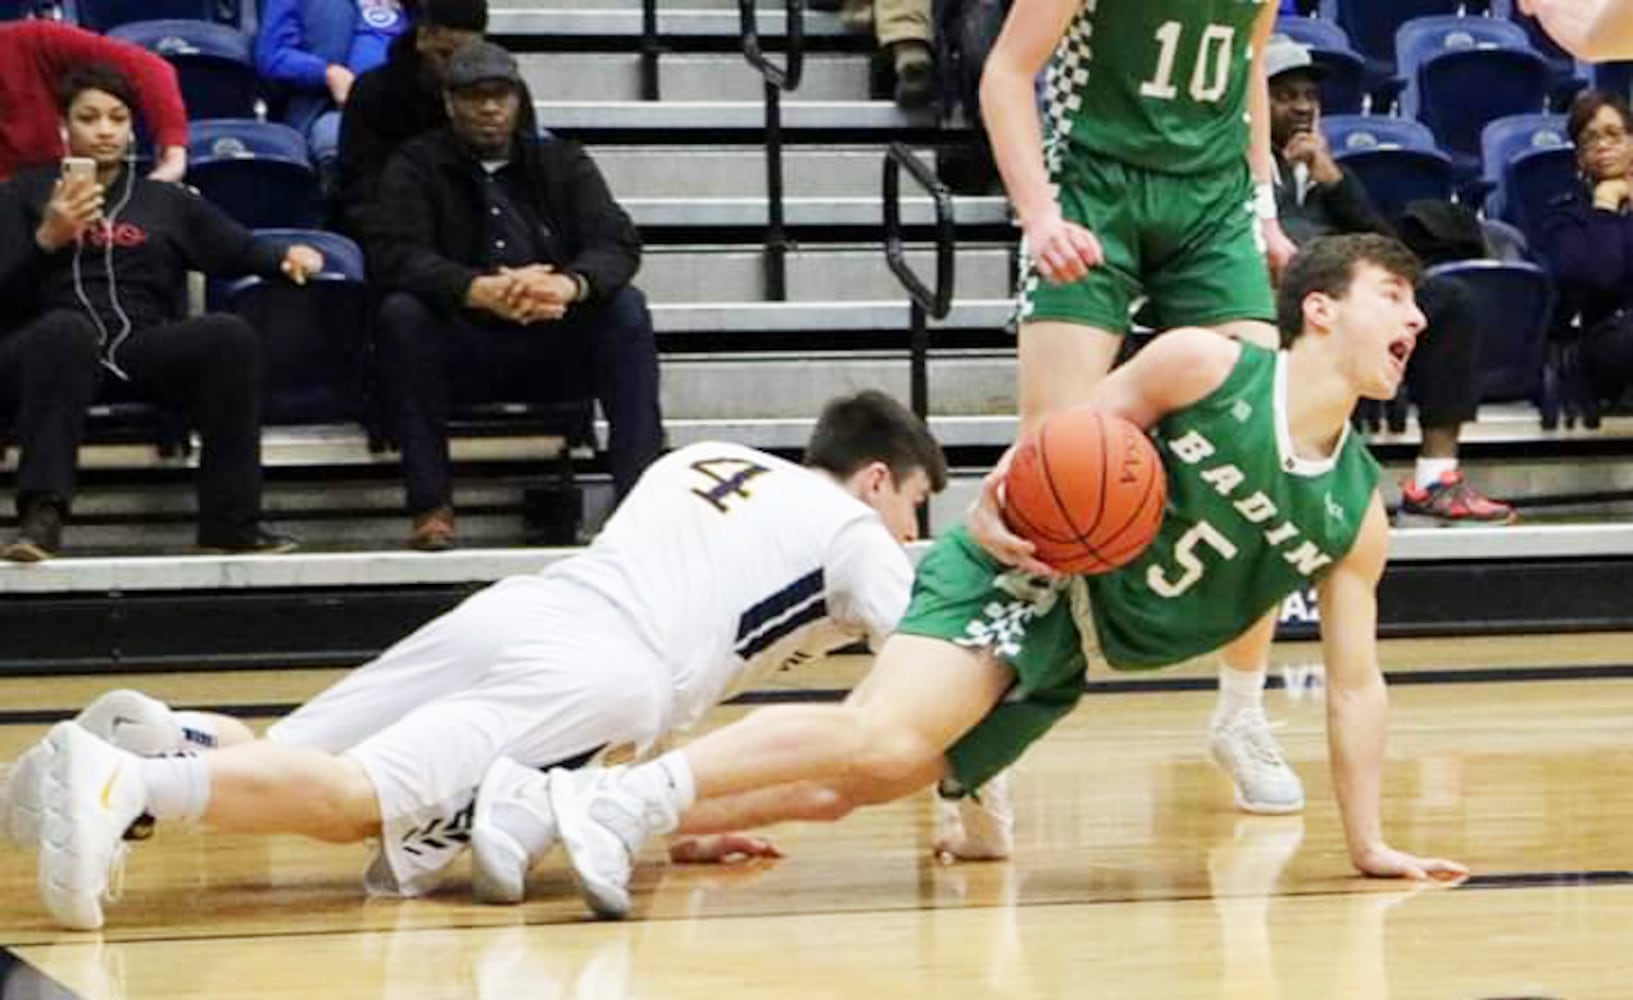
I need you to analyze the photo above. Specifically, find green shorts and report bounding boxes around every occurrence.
[896,527,1104,793]
[1019,157,1275,333]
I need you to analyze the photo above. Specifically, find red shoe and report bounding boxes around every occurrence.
[1398,471,1516,524]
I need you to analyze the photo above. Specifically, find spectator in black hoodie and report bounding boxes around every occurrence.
[0,64,322,561]
[335,0,487,245]
[371,41,662,550]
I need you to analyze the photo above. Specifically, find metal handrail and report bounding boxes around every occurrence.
[739,0,806,300]
[739,0,805,90]
[883,142,956,320]
[882,142,956,539]
[639,0,662,99]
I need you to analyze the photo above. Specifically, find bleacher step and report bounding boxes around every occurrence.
[640,244,1013,301]
[520,52,872,103]
[591,144,938,198]
[536,99,937,133]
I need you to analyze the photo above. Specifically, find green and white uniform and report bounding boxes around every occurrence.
[1020,0,1277,332]
[898,344,1380,790]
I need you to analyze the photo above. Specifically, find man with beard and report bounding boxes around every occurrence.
[367,41,662,549]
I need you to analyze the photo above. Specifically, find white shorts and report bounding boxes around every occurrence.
[267,574,669,895]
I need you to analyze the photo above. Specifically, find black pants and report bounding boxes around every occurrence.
[376,288,664,514]
[0,310,265,545]
[1406,274,1481,430]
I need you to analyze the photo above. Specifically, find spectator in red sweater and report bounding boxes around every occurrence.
[0,21,190,184]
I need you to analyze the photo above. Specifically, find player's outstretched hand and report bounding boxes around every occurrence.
[668,833,785,865]
[1352,843,1468,884]
[1022,212,1102,285]
[967,446,1058,578]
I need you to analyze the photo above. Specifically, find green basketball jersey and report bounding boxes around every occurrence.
[1084,344,1379,668]
[1042,0,1269,176]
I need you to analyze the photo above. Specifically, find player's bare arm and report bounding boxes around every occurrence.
[1316,493,1468,883]
[1247,1,1296,280]
[980,0,1102,284]
[1522,0,1633,61]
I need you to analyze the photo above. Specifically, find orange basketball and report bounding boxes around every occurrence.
[1002,408,1166,575]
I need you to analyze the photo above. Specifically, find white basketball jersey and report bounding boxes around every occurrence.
[544,442,913,730]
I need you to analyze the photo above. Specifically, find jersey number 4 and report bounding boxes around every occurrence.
[1139,21,1235,104]
[690,457,772,513]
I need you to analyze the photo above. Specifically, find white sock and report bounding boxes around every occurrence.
[622,751,696,832]
[1414,457,1458,490]
[138,755,210,822]
[172,711,220,750]
[1214,667,1266,726]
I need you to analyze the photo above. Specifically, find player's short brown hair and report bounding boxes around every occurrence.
[804,390,948,492]
[1276,234,1422,346]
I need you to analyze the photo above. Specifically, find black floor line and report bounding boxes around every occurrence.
[2,867,1629,952]
[2,661,1633,726]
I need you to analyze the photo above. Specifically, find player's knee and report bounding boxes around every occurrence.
[850,722,939,795]
[311,759,382,842]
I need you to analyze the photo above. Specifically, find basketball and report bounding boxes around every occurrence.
[1002,408,1166,575]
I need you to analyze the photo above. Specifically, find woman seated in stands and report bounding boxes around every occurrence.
[1536,91,1633,406]
[0,64,325,562]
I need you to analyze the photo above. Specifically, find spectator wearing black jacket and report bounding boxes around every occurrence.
[334,0,487,244]
[0,65,322,561]
[1266,36,1513,525]
[1537,90,1633,402]
[371,42,662,550]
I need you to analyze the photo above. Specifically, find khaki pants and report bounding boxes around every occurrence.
[841,0,929,45]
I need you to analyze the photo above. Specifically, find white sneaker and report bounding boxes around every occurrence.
[75,690,187,757]
[4,690,184,850]
[933,769,1016,861]
[548,766,676,920]
[3,741,52,847]
[37,722,147,930]
[1209,708,1305,815]
[471,757,558,905]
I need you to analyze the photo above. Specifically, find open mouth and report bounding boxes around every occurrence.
[1387,336,1412,373]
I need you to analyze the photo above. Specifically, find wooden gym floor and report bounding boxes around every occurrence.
[0,634,1629,999]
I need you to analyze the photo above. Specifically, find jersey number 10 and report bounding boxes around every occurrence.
[1139,21,1236,104]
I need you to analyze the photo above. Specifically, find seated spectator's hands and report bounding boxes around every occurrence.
[1282,129,1342,187]
[467,272,560,324]
[281,245,324,285]
[967,444,1057,578]
[324,64,356,106]
[149,146,187,184]
[1594,177,1631,212]
[35,175,104,251]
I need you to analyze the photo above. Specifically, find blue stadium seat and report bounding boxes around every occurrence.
[1320,114,1455,219]
[1427,260,1556,410]
[109,20,258,120]
[1487,0,1589,107]
[1318,0,1462,97]
[1480,113,1574,232]
[1396,16,1550,177]
[1275,17,1367,114]
[187,119,322,229]
[0,0,40,19]
[1588,62,1633,104]
[1322,113,1440,154]
[65,0,245,32]
[210,229,368,425]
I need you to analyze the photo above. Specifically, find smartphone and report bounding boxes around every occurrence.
[60,157,97,184]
